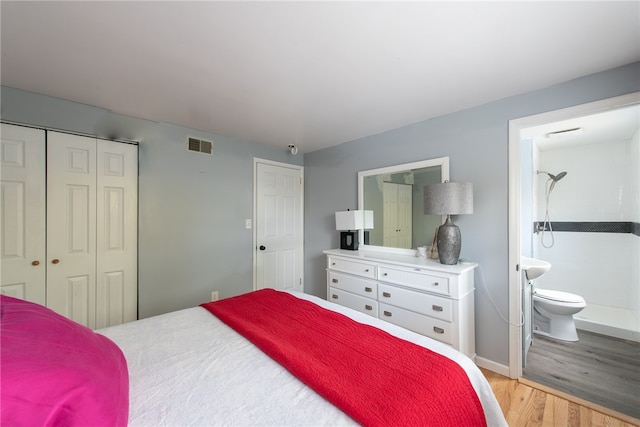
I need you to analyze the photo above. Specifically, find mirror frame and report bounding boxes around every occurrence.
[357,156,449,255]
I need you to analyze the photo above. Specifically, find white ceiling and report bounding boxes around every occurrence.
[1,1,639,153]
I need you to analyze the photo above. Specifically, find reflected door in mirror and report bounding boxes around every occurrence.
[383,182,412,249]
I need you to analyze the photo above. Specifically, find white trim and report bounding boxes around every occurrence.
[252,158,305,292]
[507,92,640,379]
[357,157,450,178]
[507,120,523,379]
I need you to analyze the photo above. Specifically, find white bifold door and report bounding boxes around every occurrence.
[382,182,412,249]
[1,124,138,329]
[1,125,46,304]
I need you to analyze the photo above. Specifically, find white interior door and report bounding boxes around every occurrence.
[0,124,46,304]
[96,140,138,328]
[255,160,303,292]
[522,277,533,366]
[46,132,97,328]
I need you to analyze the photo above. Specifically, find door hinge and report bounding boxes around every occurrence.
[299,177,302,185]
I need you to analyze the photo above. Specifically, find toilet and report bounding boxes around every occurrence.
[533,288,586,342]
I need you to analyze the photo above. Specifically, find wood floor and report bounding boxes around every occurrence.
[522,330,640,419]
[481,368,640,427]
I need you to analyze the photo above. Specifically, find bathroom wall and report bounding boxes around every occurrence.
[630,128,640,322]
[533,128,640,339]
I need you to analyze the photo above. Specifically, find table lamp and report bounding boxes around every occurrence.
[335,210,373,250]
[423,182,473,264]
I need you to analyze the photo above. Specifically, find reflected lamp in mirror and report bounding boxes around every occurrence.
[335,210,373,250]
[423,182,473,265]
[362,210,373,245]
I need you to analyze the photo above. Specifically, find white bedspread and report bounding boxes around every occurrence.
[98,291,507,426]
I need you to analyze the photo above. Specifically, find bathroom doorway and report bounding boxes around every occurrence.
[507,93,640,416]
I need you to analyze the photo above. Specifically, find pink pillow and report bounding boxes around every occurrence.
[1,295,129,426]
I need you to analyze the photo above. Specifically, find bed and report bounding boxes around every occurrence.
[1,289,507,426]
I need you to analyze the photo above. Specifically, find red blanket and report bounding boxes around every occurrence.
[201,289,486,427]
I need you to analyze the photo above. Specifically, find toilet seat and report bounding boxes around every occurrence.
[535,288,585,304]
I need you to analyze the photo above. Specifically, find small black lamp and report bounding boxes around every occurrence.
[335,210,373,251]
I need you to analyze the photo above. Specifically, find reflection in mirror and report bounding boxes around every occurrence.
[358,157,449,255]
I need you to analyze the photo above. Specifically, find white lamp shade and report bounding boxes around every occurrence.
[335,210,373,230]
[423,182,473,215]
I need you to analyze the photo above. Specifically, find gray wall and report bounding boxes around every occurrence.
[2,62,638,368]
[304,62,640,366]
[0,86,302,318]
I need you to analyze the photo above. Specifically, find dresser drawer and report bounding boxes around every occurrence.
[378,266,450,295]
[379,303,453,345]
[328,287,378,317]
[327,256,376,279]
[378,284,453,322]
[328,271,377,298]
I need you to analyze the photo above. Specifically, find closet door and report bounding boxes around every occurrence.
[382,182,413,249]
[383,182,399,247]
[0,124,46,304]
[96,140,138,328]
[46,132,97,328]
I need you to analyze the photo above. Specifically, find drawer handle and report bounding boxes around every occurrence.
[332,278,338,283]
[433,282,440,287]
[364,287,372,292]
[432,305,443,312]
[433,326,445,334]
[382,292,391,298]
[364,268,370,272]
[332,294,338,300]
[383,310,392,317]
[332,262,336,266]
[383,273,388,276]
[365,305,372,311]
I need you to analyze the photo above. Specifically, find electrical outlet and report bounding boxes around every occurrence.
[245,219,252,229]
[211,291,219,301]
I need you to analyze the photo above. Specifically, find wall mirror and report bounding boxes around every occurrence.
[358,157,449,255]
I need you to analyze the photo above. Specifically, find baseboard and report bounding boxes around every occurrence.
[474,356,510,377]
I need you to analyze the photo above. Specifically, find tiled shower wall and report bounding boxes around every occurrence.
[533,128,639,323]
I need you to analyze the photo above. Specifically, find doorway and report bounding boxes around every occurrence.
[508,92,640,379]
[253,158,304,292]
[507,94,640,419]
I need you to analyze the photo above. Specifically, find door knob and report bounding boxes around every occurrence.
[32,260,40,266]
[259,245,266,251]
[51,259,60,264]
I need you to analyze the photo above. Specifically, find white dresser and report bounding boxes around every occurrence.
[324,249,477,359]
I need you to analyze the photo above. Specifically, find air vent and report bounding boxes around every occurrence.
[188,137,213,155]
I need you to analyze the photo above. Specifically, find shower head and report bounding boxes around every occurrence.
[538,170,567,194]
[537,171,567,182]
[551,171,567,181]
